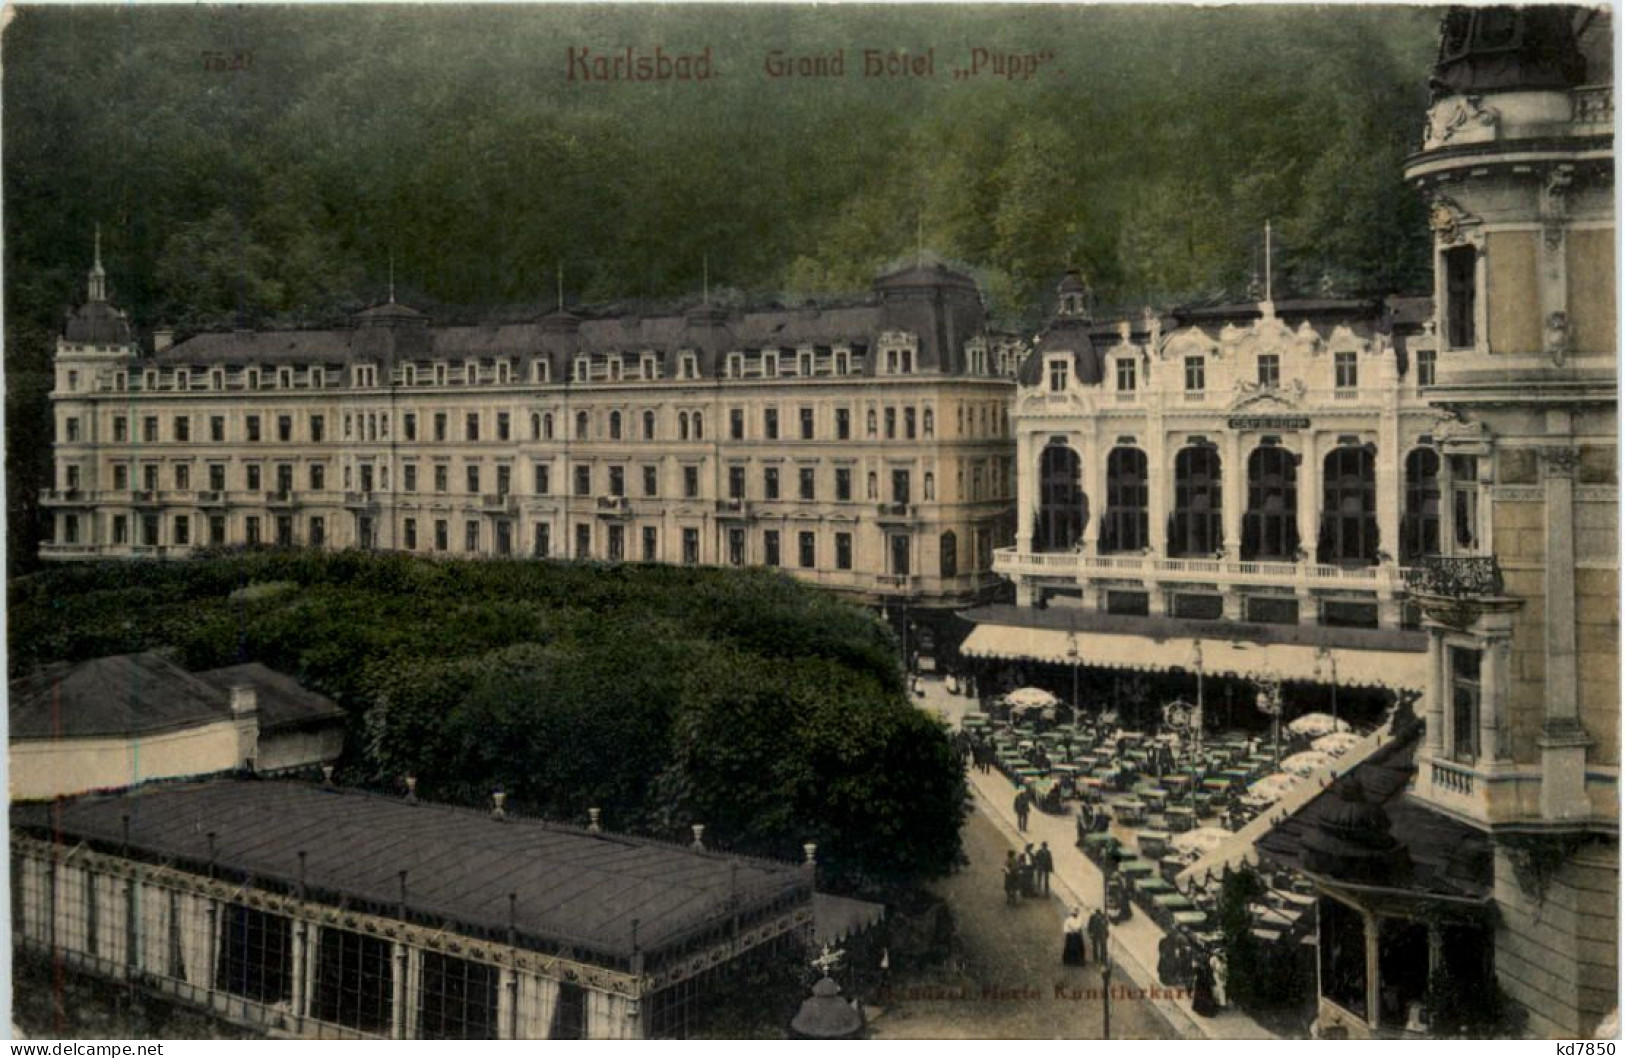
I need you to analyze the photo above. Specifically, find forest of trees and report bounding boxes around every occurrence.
[9,552,967,892]
[3,5,1440,565]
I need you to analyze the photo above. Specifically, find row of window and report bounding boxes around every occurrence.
[1047,349,1437,395]
[74,399,1006,447]
[1034,442,1476,564]
[78,459,994,506]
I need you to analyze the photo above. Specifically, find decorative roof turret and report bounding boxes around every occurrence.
[64,227,132,346]
[1431,5,1588,99]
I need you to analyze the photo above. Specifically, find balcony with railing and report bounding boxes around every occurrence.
[876,573,914,591]
[343,491,379,509]
[265,490,297,507]
[876,502,917,522]
[1574,84,1613,128]
[993,546,1410,592]
[1403,555,1503,599]
[481,492,517,514]
[595,495,630,516]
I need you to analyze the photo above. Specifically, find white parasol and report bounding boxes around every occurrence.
[1281,750,1334,776]
[1286,712,1351,737]
[1004,686,1061,711]
[1248,772,1299,803]
[1311,731,1361,756]
[1170,827,1232,854]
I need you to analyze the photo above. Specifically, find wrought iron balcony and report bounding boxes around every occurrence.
[1404,555,1504,599]
[595,495,630,515]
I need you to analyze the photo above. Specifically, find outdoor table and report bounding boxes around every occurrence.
[1079,778,1105,802]
[1109,844,1137,863]
[1159,855,1188,881]
[1015,767,1044,782]
[1052,764,1080,778]
[1163,806,1195,833]
[1113,801,1147,827]
[1276,891,1316,912]
[1173,910,1211,931]
[1161,774,1193,793]
[1251,927,1285,945]
[1083,833,1119,854]
[1137,830,1171,859]
[1137,877,1173,898]
[1201,777,1231,793]
[1219,769,1250,785]
[1153,892,1195,910]
[1119,859,1155,881]
[1140,788,1169,811]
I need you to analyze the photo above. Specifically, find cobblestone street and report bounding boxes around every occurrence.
[869,807,1173,1039]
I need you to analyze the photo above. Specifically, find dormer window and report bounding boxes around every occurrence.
[277,368,292,388]
[464,360,479,384]
[574,357,589,383]
[727,353,744,379]
[1335,351,1358,391]
[533,359,551,383]
[680,354,698,380]
[798,352,813,376]
[1257,354,1280,389]
[641,354,659,380]
[145,370,159,390]
[116,371,128,392]
[310,366,325,388]
[435,363,448,386]
[496,360,511,384]
[1115,359,1136,392]
[763,352,778,378]
[1047,358,1069,392]
[1183,356,1206,393]
[247,369,260,390]
[175,370,190,390]
[835,351,850,375]
[404,364,417,386]
[608,358,622,382]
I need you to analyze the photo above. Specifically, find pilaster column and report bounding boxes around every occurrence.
[1222,434,1243,557]
[1423,628,1446,760]
[1377,413,1401,563]
[1147,428,1168,555]
[1537,440,1592,820]
[1015,430,1034,553]
[1363,909,1381,1032]
[292,922,309,1033]
[1297,435,1320,562]
[1081,438,1101,554]
[1479,632,1510,766]
[390,941,408,1039]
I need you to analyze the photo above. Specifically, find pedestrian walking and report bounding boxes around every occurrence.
[1019,843,1037,897]
[1062,908,1086,966]
[1003,851,1021,907]
[1191,953,1219,1017]
[1014,789,1030,832]
[1035,841,1054,895]
[1087,908,1109,964]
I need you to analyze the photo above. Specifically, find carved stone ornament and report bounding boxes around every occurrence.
[1544,167,1575,216]
[1544,310,1570,365]
[1429,95,1500,146]
[1539,445,1581,479]
[1429,197,1465,244]
[1431,407,1489,448]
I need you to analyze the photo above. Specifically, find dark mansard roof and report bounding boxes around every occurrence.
[9,653,344,742]
[13,779,811,965]
[149,263,992,378]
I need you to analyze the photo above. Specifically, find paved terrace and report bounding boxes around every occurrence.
[918,675,1278,1040]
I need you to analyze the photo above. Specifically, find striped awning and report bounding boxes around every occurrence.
[960,622,1427,690]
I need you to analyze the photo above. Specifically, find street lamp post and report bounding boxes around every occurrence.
[1192,640,1205,758]
[1067,627,1080,720]
[1100,858,1113,1039]
[1255,675,1283,768]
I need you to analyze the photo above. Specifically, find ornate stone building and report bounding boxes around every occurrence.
[41,258,1019,617]
[963,276,1440,694]
[1393,4,1617,1039]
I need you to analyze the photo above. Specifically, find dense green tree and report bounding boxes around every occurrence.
[9,552,962,892]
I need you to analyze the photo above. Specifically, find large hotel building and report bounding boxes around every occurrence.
[41,260,1021,618]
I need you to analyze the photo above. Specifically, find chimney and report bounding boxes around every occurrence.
[229,685,259,772]
[152,329,174,353]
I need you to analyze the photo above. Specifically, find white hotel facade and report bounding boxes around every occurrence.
[41,259,1021,618]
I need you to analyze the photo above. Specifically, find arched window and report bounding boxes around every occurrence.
[575,411,589,440]
[542,413,554,440]
[531,413,542,441]
[1036,445,1085,552]
[1402,448,1441,563]
[643,410,656,441]
[692,412,703,440]
[1169,447,1222,556]
[1101,447,1149,554]
[940,530,958,578]
[1242,447,1300,561]
[1320,446,1378,566]
[679,412,690,441]
[609,411,622,440]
